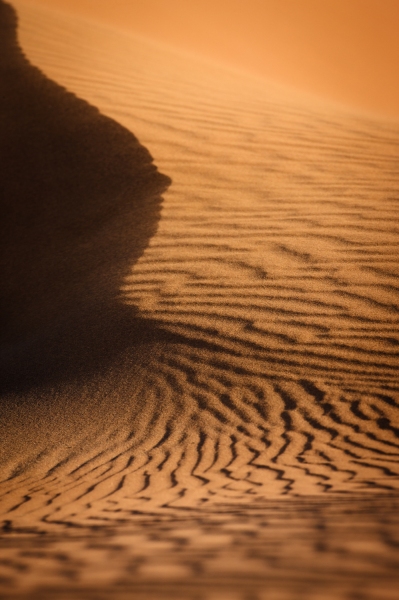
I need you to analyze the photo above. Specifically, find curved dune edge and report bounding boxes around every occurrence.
[0,0,171,393]
[1,1,399,598]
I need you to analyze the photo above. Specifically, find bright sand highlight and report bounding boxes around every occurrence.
[14,0,399,119]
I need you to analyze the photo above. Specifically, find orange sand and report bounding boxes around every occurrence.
[1,1,399,599]
[16,0,399,119]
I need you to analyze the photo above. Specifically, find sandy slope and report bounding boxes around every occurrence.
[1,1,399,598]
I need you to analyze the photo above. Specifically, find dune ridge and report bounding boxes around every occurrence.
[1,1,399,598]
[0,0,170,392]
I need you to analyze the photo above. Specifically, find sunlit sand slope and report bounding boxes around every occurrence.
[1,1,399,598]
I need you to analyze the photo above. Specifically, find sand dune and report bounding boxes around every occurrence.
[1,1,399,599]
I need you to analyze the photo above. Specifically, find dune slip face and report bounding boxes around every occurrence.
[1,1,399,599]
[0,0,171,394]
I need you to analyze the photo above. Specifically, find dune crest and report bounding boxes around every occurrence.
[0,0,171,391]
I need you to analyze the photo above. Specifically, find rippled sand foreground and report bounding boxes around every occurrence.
[1,1,399,598]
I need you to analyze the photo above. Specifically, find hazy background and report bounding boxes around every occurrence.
[18,0,399,119]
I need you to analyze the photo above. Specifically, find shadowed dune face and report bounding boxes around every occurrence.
[0,1,171,390]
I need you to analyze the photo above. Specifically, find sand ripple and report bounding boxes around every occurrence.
[1,2,399,598]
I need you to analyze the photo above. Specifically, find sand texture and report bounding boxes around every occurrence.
[1,1,399,598]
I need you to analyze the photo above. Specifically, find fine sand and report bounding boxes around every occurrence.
[1,1,399,599]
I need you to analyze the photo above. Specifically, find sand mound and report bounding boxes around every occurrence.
[1,1,399,598]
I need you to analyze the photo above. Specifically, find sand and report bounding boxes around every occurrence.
[1,1,399,599]
[10,0,399,118]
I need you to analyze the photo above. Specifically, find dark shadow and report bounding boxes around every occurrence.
[0,1,172,393]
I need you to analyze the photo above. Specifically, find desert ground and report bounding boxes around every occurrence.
[1,1,399,599]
